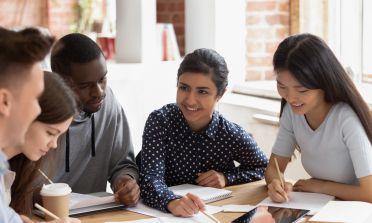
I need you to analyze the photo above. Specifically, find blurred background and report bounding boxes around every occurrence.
[0,0,371,182]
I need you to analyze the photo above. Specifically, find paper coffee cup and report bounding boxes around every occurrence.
[40,183,72,221]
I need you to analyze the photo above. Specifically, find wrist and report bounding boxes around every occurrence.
[115,174,133,189]
[167,199,178,212]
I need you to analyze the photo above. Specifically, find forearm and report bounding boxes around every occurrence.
[322,181,372,203]
[224,166,266,185]
[265,165,282,185]
[140,174,180,212]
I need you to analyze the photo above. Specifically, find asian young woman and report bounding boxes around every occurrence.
[140,48,269,217]
[265,33,372,204]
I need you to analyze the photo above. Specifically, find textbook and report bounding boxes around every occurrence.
[33,192,125,218]
[168,184,233,203]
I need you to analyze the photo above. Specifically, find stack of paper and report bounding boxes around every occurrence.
[258,192,335,215]
[309,201,372,223]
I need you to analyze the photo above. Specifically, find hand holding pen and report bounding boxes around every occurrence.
[267,158,292,203]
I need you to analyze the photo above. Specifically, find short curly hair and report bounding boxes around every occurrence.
[51,33,104,79]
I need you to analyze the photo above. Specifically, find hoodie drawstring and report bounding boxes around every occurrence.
[65,114,96,172]
[65,129,70,172]
[91,114,96,156]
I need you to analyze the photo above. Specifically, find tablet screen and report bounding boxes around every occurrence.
[230,206,309,223]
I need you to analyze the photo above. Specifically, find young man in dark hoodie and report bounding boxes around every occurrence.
[42,33,140,206]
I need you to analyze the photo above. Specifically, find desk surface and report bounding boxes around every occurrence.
[33,179,312,223]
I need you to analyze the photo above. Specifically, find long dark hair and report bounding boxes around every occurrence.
[9,71,78,216]
[274,33,372,151]
[177,48,229,96]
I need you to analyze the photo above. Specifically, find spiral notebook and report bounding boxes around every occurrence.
[169,184,233,203]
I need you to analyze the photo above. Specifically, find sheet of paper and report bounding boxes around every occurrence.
[309,201,372,223]
[159,213,216,223]
[69,192,115,210]
[223,204,256,213]
[258,192,334,215]
[126,200,223,218]
[106,218,160,223]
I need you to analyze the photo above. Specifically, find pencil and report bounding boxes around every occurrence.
[38,169,53,184]
[200,210,221,223]
[274,158,289,204]
[34,203,59,220]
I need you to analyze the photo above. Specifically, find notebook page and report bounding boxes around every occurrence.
[126,200,223,218]
[258,192,334,215]
[69,192,115,210]
[169,184,232,203]
[309,201,372,223]
[159,213,216,223]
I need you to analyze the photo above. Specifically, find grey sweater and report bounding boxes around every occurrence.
[50,86,139,193]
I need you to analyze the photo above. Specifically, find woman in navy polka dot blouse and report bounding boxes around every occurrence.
[140,48,269,217]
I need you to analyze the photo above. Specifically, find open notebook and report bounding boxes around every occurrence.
[33,192,125,218]
[168,184,233,203]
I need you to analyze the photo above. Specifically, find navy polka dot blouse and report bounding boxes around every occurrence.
[140,103,268,212]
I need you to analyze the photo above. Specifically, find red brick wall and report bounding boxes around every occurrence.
[0,0,77,40]
[245,0,290,81]
[0,0,47,27]
[156,0,185,56]
[47,0,78,39]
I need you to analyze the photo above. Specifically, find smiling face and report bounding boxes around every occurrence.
[176,72,222,133]
[20,117,73,161]
[276,70,326,116]
[70,54,107,114]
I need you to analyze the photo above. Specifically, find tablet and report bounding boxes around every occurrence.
[230,206,309,223]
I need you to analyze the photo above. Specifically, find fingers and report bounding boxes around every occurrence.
[284,182,293,195]
[19,215,35,223]
[116,181,140,207]
[196,170,215,185]
[284,208,292,217]
[186,193,207,211]
[268,179,290,203]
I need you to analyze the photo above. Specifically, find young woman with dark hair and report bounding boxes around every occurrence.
[265,33,372,203]
[1,71,79,222]
[140,48,268,217]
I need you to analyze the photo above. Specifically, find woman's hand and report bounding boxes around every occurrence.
[167,193,207,217]
[196,170,228,188]
[267,179,293,203]
[293,178,327,193]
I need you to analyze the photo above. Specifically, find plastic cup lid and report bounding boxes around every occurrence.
[40,183,72,197]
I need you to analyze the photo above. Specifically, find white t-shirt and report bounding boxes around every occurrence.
[272,102,372,185]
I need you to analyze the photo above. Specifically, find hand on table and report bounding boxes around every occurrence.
[267,179,293,203]
[267,207,292,219]
[196,170,228,188]
[114,175,140,207]
[293,178,326,193]
[167,193,207,217]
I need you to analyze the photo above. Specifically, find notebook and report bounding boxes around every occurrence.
[33,192,125,218]
[258,192,335,215]
[168,184,233,203]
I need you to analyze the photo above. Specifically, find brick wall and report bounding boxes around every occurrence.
[0,0,47,28]
[0,0,77,40]
[245,0,290,81]
[156,0,185,56]
[47,0,78,39]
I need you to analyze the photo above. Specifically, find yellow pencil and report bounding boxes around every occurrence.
[274,158,289,204]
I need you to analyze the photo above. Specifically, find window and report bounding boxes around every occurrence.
[297,0,371,85]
